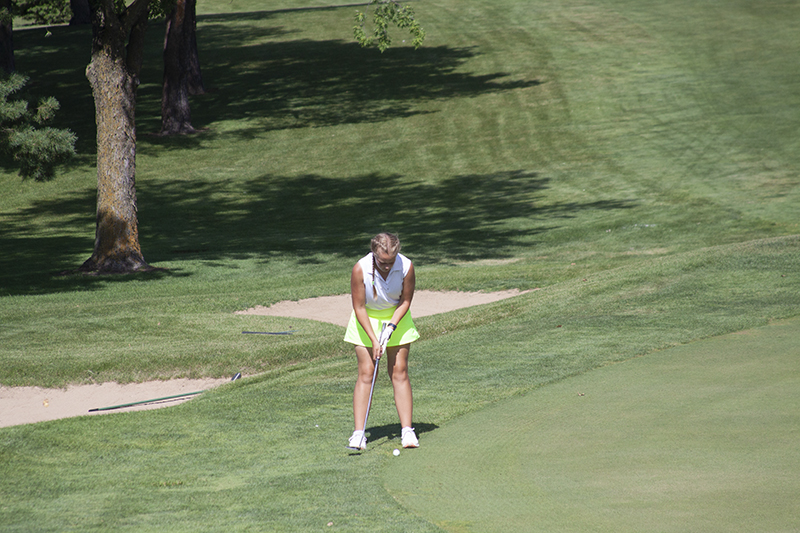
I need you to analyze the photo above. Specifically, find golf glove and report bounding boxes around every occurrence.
[379,323,395,348]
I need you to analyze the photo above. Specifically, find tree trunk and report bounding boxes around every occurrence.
[80,1,152,273]
[160,0,202,135]
[69,0,91,25]
[185,0,204,96]
[0,0,14,74]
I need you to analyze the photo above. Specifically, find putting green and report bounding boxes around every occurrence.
[385,318,800,532]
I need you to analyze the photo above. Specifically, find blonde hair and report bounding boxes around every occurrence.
[371,232,401,256]
[370,233,401,298]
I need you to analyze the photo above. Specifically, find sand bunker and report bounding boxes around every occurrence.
[0,378,231,428]
[1,289,530,428]
[235,289,530,326]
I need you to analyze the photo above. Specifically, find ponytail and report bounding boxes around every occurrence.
[372,253,378,299]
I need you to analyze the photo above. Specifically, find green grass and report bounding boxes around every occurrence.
[1,0,799,530]
[387,317,800,532]
[1,237,798,531]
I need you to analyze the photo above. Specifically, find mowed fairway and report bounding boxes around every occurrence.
[386,318,800,532]
[2,0,800,530]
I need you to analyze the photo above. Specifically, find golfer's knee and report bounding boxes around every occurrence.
[390,370,409,384]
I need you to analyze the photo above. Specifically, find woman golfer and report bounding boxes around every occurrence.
[345,232,420,450]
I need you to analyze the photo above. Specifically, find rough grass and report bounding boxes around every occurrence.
[1,0,799,530]
[1,237,798,531]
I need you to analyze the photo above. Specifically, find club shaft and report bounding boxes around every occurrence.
[362,355,380,431]
[360,323,386,442]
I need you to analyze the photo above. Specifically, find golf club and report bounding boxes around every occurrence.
[241,330,297,335]
[348,322,387,450]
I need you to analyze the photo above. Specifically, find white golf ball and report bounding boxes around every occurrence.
[393,449,400,456]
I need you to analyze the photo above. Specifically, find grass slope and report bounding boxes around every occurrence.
[1,0,799,530]
[2,0,799,386]
[1,237,798,531]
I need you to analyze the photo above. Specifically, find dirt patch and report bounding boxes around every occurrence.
[1,290,531,428]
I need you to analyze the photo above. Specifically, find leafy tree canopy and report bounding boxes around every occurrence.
[12,0,174,26]
[354,0,425,52]
[14,0,71,25]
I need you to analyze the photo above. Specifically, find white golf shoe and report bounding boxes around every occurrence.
[401,427,419,448]
[348,430,366,450]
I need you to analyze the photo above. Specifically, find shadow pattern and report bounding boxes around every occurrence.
[1,169,636,295]
[134,17,542,140]
[3,10,634,295]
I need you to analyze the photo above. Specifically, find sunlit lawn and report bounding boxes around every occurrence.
[1,0,798,530]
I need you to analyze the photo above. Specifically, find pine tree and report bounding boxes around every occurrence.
[0,72,76,181]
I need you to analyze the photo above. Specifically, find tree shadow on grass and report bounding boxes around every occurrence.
[0,185,186,297]
[137,169,635,265]
[134,24,542,143]
[17,9,536,154]
[13,9,543,165]
[1,169,637,296]
[2,9,631,295]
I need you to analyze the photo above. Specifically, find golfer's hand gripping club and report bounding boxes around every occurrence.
[378,322,394,353]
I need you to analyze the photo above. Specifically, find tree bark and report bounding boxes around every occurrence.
[80,1,152,273]
[0,0,14,74]
[185,0,204,96]
[160,0,203,135]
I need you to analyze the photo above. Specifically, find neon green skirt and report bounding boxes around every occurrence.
[343,307,420,347]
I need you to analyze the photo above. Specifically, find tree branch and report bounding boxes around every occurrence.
[354,0,425,52]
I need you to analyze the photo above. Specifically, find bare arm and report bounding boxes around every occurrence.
[351,262,381,355]
[389,262,415,328]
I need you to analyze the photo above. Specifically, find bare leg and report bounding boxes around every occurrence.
[353,345,376,430]
[386,344,413,428]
